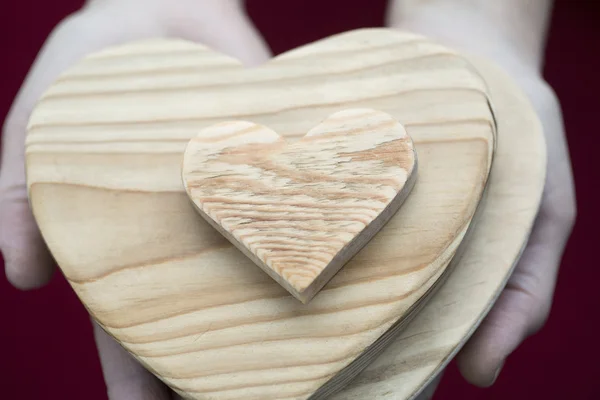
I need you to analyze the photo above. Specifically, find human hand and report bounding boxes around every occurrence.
[0,0,270,398]
[387,0,576,394]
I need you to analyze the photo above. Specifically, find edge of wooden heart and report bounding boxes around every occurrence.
[311,179,491,399]
[326,52,546,400]
[412,56,546,398]
[307,104,495,400]
[181,109,419,304]
[306,36,499,399]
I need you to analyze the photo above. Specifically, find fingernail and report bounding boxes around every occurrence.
[490,361,504,386]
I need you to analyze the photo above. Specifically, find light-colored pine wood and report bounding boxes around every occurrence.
[331,53,546,400]
[182,109,417,303]
[24,29,503,400]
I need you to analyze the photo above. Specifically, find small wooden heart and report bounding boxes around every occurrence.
[182,109,417,303]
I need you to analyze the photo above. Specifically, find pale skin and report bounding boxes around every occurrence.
[0,0,576,399]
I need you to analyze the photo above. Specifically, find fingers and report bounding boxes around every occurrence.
[457,80,575,388]
[0,186,55,289]
[0,9,140,290]
[1,2,270,290]
[93,323,172,400]
[455,281,534,387]
[456,196,575,387]
[1,108,56,289]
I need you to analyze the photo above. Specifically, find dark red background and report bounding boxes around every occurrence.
[1,1,599,399]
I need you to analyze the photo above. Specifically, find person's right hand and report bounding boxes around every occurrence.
[387,0,576,397]
[0,1,270,398]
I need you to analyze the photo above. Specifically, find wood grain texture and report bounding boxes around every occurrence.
[25,29,499,399]
[330,53,546,400]
[182,109,417,303]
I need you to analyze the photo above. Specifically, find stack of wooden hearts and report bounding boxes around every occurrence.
[25,29,545,400]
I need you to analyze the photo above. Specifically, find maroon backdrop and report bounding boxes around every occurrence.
[1,1,599,399]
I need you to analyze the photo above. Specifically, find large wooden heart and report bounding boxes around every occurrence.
[26,29,495,399]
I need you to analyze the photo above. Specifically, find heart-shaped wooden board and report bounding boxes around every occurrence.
[182,109,417,303]
[26,29,496,399]
[327,54,545,400]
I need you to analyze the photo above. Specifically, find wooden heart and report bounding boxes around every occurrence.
[329,55,546,400]
[182,109,417,303]
[26,29,496,399]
